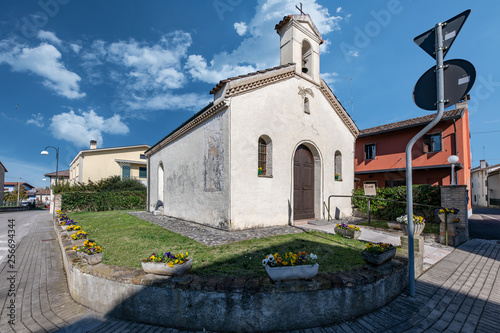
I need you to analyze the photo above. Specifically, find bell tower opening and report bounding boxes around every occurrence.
[275,14,323,84]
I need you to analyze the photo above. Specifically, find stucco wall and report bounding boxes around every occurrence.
[229,77,355,229]
[148,111,230,229]
[471,170,488,207]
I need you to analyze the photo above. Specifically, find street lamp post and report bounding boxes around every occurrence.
[41,146,60,188]
[41,146,59,214]
[448,155,459,185]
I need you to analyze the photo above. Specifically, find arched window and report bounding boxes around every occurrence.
[258,136,272,176]
[301,40,312,75]
[335,151,342,181]
[304,97,310,114]
[158,163,164,203]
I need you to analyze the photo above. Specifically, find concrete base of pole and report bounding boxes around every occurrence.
[401,236,424,278]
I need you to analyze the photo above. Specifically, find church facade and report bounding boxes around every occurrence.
[145,15,358,230]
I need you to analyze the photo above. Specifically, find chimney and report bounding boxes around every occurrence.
[90,140,97,149]
[455,94,470,109]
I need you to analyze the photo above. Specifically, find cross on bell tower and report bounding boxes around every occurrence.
[295,3,306,15]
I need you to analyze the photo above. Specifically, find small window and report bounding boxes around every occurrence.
[365,143,376,160]
[304,97,310,114]
[139,167,147,178]
[258,136,272,176]
[121,164,130,179]
[334,151,342,181]
[423,133,442,152]
[258,138,267,176]
[140,154,146,159]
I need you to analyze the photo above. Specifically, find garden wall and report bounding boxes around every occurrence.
[55,218,409,331]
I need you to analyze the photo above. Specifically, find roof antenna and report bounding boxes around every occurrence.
[295,3,305,15]
[341,77,354,119]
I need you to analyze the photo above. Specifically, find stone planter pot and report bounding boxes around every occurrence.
[334,227,361,239]
[387,221,402,230]
[141,258,193,276]
[265,264,319,282]
[401,223,425,236]
[77,252,103,265]
[361,248,396,266]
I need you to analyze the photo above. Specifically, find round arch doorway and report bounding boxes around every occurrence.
[293,144,315,220]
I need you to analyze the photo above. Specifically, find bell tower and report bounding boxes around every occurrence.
[275,14,323,84]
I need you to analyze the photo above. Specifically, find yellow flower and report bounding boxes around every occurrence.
[72,246,77,251]
[149,255,155,261]
[168,262,174,268]
[186,252,189,256]
[179,260,184,265]
[175,259,179,264]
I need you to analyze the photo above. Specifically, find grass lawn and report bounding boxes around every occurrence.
[68,211,369,277]
[358,220,440,234]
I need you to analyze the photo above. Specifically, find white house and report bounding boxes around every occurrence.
[145,14,359,230]
[471,160,500,207]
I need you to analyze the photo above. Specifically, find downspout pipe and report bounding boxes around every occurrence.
[406,22,446,297]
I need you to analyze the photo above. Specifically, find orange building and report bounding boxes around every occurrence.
[355,99,472,197]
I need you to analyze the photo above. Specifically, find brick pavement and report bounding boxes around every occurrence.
[1,214,499,332]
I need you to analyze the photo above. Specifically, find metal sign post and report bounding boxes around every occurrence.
[408,9,473,297]
[406,23,445,297]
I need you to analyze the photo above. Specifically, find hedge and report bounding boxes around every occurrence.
[61,191,147,212]
[352,185,440,221]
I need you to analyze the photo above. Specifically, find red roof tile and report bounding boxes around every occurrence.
[359,109,464,137]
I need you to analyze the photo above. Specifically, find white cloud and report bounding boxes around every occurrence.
[320,72,339,86]
[125,92,211,112]
[348,50,359,58]
[336,7,342,13]
[234,22,248,36]
[26,113,44,127]
[70,43,81,53]
[0,39,85,99]
[185,0,345,84]
[106,31,191,92]
[37,30,62,46]
[50,110,129,147]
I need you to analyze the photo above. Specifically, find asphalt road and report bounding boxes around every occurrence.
[469,207,500,240]
[0,209,51,264]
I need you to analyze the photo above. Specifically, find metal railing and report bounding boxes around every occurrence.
[327,194,441,225]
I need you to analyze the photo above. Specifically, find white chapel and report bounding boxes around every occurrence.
[145,14,359,230]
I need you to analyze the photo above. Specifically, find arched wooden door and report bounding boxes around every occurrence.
[294,145,315,220]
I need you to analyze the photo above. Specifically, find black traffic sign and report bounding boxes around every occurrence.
[413,59,476,111]
[414,10,470,60]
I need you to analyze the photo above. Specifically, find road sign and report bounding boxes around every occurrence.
[413,59,475,111]
[414,9,470,60]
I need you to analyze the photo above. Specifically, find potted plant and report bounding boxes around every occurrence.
[141,251,192,276]
[396,215,426,236]
[258,167,263,175]
[73,240,103,265]
[435,207,459,223]
[262,251,318,282]
[335,173,340,180]
[65,225,82,235]
[361,242,396,266]
[71,230,87,240]
[334,223,361,239]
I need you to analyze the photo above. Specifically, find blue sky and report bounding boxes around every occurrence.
[1,0,498,188]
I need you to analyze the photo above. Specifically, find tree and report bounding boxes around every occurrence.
[4,186,28,202]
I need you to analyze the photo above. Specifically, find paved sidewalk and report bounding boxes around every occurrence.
[2,213,499,332]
